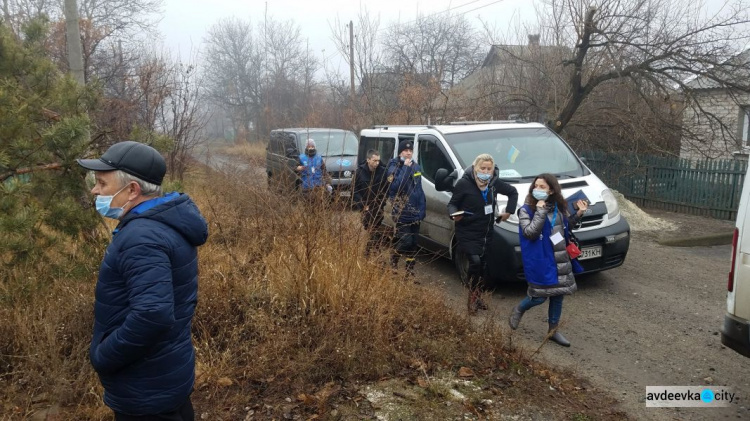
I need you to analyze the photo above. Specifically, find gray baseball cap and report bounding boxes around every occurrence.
[77,141,166,186]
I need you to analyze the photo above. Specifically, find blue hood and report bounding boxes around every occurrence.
[118,193,208,247]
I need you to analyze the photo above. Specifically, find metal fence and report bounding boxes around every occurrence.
[580,151,748,221]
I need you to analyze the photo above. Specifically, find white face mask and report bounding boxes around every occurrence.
[95,184,130,219]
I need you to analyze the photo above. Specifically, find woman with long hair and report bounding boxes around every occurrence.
[508,173,588,346]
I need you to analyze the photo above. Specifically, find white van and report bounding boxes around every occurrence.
[358,122,630,284]
[722,164,750,357]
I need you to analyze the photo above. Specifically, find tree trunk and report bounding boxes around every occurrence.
[63,0,85,85]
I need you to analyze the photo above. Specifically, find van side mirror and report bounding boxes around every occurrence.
[435,168,458,192]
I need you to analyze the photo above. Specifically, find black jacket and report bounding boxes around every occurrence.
[353,162,388,226]
[447,166,519,255]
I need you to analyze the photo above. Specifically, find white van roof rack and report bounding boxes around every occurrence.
[449,120,526,125]
[369,125,432,130]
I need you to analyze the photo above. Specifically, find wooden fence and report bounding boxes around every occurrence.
[580,151,748,221]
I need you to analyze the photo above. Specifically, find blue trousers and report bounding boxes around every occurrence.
[518,295,564,325]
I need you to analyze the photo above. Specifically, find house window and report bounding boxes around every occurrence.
[741,106,750,146]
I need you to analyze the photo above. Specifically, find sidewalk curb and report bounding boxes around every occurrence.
[658,232,734,247]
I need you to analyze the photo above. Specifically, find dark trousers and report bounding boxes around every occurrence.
[115,397,194,421]
[393,221,419,257]
[466,253,486,290]
[392,222,420,274]
[362,209,385,255]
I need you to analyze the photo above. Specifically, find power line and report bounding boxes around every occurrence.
[391,0,505,27]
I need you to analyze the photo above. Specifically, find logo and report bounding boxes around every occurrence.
[387,174,394,182]
[336,159,352,166]
[645,386,734,407]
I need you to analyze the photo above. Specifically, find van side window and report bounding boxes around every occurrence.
[359,136,396,165]
[283,134,298,157]
[269,133,282,154]
[418,135,454,183]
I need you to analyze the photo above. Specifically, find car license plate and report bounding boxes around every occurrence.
[339,191,351,197]
[578,246,602,261]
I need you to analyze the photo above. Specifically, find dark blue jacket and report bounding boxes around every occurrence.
[90,193,208,415]
[386,158,426,224]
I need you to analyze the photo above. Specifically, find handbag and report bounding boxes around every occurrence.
[564,218,582,259]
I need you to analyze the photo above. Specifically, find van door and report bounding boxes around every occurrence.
[415,134,456,250]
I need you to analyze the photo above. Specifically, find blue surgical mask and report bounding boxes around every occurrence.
[476,172,491,182]
[532,189,549,201]
[95,184,130,220]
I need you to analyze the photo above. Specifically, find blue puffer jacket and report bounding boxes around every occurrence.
[386,158,426,224]
[90,192,208,415]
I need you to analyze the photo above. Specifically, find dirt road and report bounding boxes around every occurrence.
[413,213,749,420]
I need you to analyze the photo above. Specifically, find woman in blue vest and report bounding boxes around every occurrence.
[296,139,332,195]
[508,173,588,347]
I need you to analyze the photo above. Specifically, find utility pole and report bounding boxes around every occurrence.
[63,0,85,85]
[349,20,355,104]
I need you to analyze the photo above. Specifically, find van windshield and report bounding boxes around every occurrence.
[303,131,359,156]
[445,128,586,180]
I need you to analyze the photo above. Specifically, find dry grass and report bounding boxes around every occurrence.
[213,140,268,161]
[0,156,625,420]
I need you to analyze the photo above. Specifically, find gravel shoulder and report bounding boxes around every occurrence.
[413,209,750,421]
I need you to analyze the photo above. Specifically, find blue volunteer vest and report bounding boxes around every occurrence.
[518,204,559,287]
[299,154,324,189]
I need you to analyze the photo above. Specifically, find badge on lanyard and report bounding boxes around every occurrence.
[484,205,493,215]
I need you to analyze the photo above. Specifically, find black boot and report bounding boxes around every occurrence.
[547,323,570,347]
[405,258,416,281]
[390,254,399,274]
[508,305,524,330]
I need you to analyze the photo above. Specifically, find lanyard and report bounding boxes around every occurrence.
[480,188,488,203]
[550,203,558,227]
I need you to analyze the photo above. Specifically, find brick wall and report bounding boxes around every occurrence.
[680,90,750,160]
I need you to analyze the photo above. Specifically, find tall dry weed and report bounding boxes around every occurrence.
[1,156,511,418]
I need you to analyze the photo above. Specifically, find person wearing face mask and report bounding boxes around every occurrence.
[353,149,389,257]
[386,140,426,279]
[447,154,518,314]
[509,173,588,347]
[296,138,332,198]
[77,141,208,420]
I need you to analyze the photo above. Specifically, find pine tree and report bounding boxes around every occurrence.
[0,20,101,266]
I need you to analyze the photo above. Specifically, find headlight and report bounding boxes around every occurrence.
[601,188,620,219]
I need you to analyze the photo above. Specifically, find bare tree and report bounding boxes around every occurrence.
[330,9,387,125]
[157,55,208,181]
[382,13,483,90]
[533,0,750,155]
[202,17,262,142]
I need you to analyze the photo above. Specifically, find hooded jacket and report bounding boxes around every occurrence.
[386,158,426,224]
[90,193,208,415]
[518,203,579,297]
[447,166,519,255]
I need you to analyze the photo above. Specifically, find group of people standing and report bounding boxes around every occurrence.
[352,140,426,278]
[353,146,589,347]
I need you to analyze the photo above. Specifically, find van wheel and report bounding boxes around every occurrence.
[453,247,470,287]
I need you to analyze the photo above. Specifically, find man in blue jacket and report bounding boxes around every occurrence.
[78,141,208,420]
[386,140,426,278]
